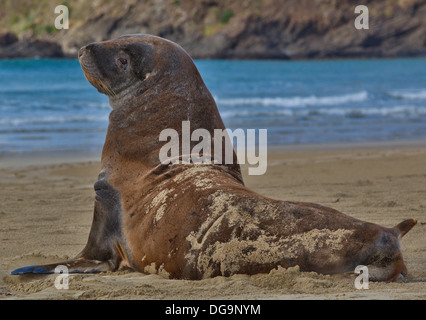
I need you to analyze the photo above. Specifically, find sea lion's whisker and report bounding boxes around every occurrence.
[104,82,117,97]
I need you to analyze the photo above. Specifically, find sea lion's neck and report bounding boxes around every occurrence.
[101,86,232,171]
[101,65,243,186]
[108,82,142,110]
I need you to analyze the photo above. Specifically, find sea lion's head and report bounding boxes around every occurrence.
[78,34,236,172]
[78,34,197,109]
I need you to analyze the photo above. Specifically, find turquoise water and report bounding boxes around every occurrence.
[1,58,426,156]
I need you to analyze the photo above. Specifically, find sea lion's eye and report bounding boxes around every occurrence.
[118,58,128,65]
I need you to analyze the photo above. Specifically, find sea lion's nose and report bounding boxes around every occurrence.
[78,47,84,58]
[78,43,97,58]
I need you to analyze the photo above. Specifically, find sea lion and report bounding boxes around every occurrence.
[11,34,417,281]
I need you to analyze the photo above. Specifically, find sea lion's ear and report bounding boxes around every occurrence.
[129,43,155,81]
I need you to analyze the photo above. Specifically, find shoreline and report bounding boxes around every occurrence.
[1,138,426,169]
[267,139,426,153]
[0,153,101,169]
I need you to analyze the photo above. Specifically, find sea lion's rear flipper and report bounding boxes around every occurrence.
[393,218,417,239]
[11,177,129,275]
[10,258,112,274]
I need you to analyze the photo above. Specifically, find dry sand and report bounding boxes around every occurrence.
[0,142,425,300]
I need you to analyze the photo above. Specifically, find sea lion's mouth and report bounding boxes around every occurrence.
[79,56,117,97]
[81,67,117,97]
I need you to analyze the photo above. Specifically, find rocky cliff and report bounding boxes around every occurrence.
[1,0,425,59]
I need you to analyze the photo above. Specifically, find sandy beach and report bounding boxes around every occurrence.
[1,142,425,300]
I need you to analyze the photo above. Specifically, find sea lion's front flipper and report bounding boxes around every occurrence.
[10,258,112,274]
[11,177,129,275]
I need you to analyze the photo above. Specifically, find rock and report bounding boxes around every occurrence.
[0,32,18,46]
[0,0,425,59]
[0,34,64,59]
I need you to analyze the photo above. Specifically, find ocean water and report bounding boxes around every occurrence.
[0,58,426,157]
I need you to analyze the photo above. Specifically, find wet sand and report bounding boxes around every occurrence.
[1,142,425,299]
